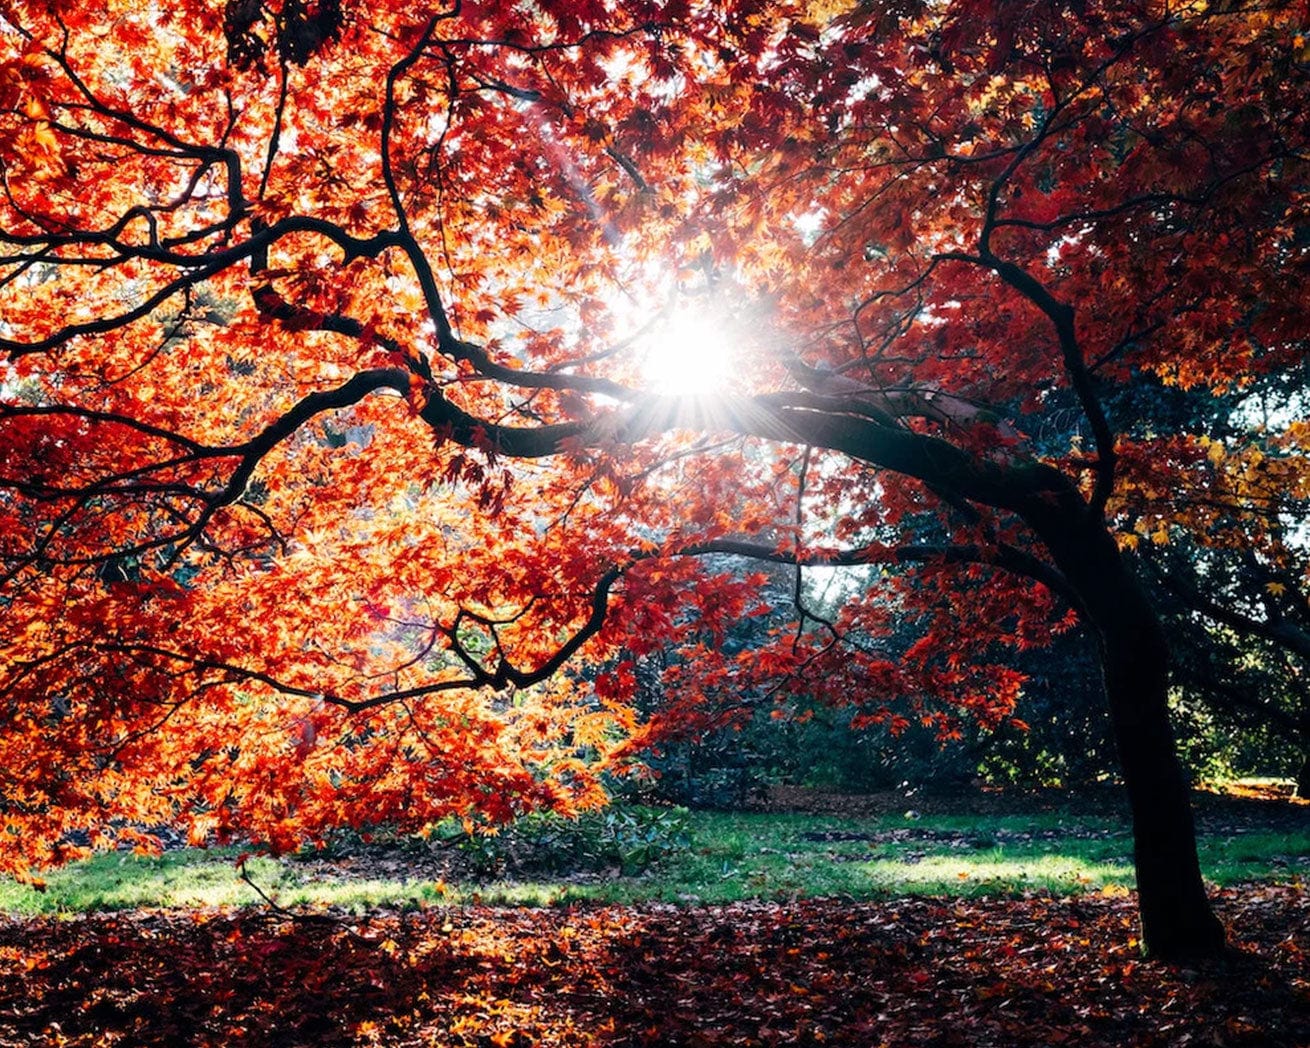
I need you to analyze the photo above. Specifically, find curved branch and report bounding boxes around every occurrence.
[938,250,1115,517]
[88,561,629,714]
[381,5,462,350]
[418,385,1080,528]
[1144,554,1310,661]
[2,217,403,358]
[0,403,211,453]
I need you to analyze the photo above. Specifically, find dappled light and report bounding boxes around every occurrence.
[0,0,1306,985]
[2,887,1305,1046]
[852,854,1135,894]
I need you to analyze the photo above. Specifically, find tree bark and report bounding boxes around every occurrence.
[1038,513,1226,959]
[1098,613,1226,959]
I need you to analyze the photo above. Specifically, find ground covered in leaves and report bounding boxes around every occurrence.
[2,883,1305,1046]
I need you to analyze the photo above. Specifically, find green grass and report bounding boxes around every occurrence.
[1,809,1305,916]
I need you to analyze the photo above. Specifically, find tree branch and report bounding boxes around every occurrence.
[676,538,1081,613]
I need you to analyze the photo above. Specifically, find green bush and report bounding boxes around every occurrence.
[457,805,691,878]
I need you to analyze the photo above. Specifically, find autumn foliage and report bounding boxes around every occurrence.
[2,886,1307,1046]
[1,0,1307,956]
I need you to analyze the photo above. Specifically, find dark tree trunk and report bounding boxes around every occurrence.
[1296,752,1310,800]
[1098,614,1226,959]
[1034,509,1226,959]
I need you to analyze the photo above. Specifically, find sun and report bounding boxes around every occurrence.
[639,306,735,396]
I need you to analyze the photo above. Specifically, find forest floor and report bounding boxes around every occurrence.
[2,786,1306,1046]
[1,884,1305,1046]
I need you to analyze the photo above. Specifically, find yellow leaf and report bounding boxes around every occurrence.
[1265,581,1287,597]
[32,121,58,154]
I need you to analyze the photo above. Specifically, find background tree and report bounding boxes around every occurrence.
[1126,372,1310,794]
[1,0,1306,957]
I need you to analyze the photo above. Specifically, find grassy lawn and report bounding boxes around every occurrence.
[3,806,1306,915]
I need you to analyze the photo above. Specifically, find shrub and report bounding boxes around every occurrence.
[456,805,691,878]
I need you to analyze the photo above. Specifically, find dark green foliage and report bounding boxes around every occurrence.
[632,625,1127,801]
[456,805,691,878]
[977,633,1119,788]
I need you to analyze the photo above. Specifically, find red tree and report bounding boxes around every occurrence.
[1,0,1306,958]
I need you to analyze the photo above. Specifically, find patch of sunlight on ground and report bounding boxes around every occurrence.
[852,853,1136,894]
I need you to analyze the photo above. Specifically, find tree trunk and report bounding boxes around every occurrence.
[1035,511,1226,959]
[1098,615,1226,959]
[1296,751,1310,800]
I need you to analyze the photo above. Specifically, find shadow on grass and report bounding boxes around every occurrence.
[0,885,1305,1046]
[6,802,1305,916]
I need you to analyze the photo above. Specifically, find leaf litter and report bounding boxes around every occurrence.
[0,883,1304,1046]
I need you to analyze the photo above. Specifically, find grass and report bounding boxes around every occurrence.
[1,808,1305,916]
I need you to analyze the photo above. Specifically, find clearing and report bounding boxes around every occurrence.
[1,787,1305,1046]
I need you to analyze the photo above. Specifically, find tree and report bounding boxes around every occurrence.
[1,0,1306,958]
[1135,415,1310,791]
[1161,565,1310,793]
[1062,350,1308,784]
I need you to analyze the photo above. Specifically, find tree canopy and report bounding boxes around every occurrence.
[1,0,1306,956]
